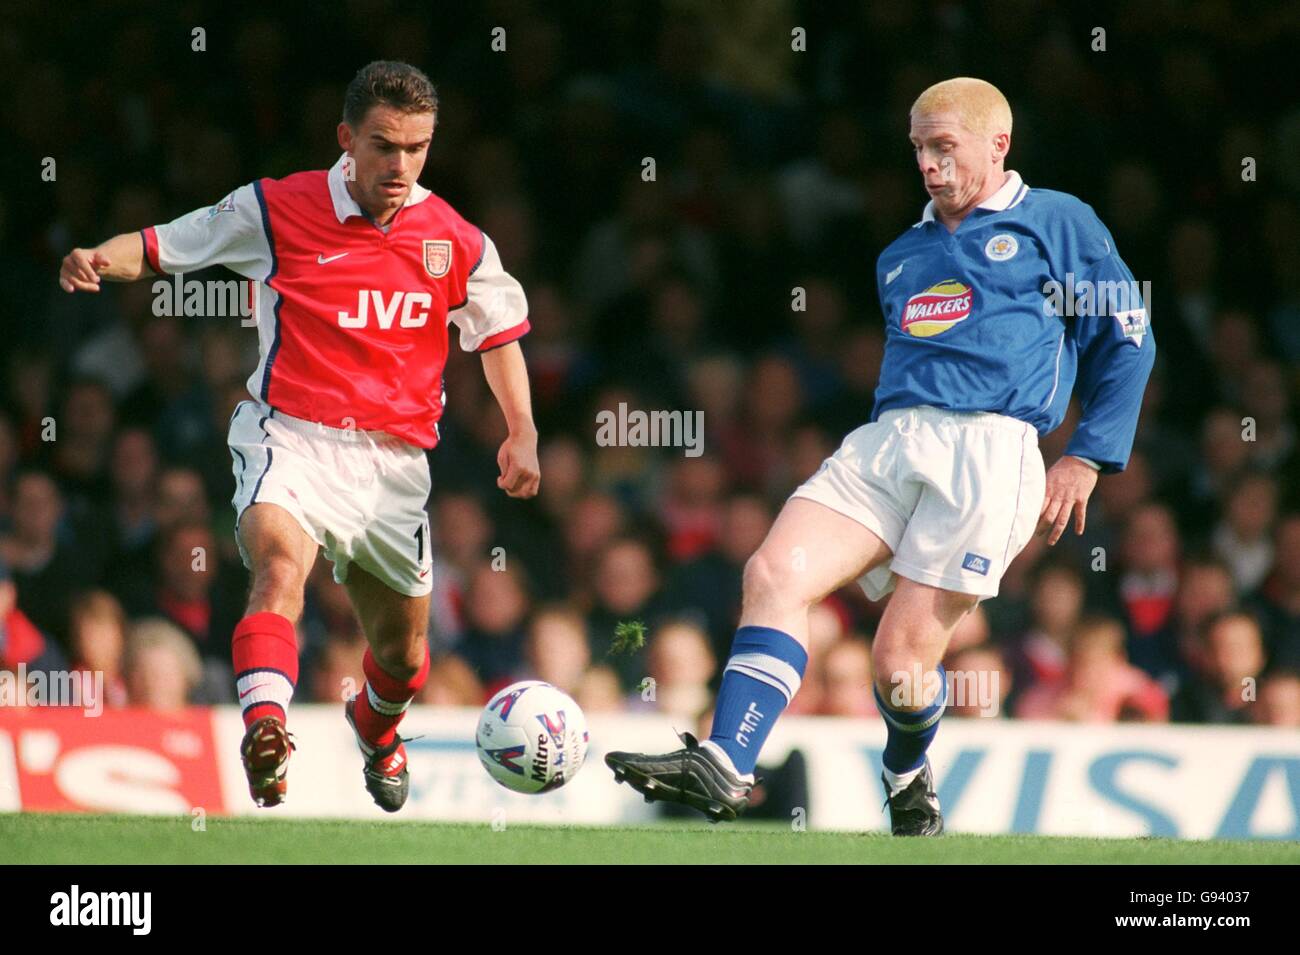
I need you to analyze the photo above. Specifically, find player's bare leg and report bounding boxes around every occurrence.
[870,578,980,835]
[607,498,893,820]
[233,503,318,807]
[738,498,894,645]
[343,564,432,812]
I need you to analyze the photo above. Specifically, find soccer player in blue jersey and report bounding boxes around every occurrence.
[605,77,1155,834]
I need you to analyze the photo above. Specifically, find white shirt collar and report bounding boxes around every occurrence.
[919,169,1028,224]
[327,153,432,224]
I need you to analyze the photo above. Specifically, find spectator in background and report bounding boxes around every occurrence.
[1186,406,1254,515]
[0,469,89,651]
[0,557,64,673]
[118,317,210,459]
[574,665,624,714]
[666,492,770,667]
[1008,563,1086,704]
[731,355,804,496]
[0,414,16,517]
[1211,471,1278,594]
[522,605,590,696]
[418,653,485,707]
[1172,611,1267,724]
[585,537,667,688]
[636,618,715,719]
[99,427,160,597]
[46,377,116,517]
[1081,446,1153,568]
[1240,359,1295,474]
[430,492,493,579]
[945,644,1013,719]
[817,636,876,718]
[1169,555,1238,685]
[457,563,531,693]
[1016,617,1169,723]
[983,531,1048,641]
[785,601,849,716]
[4,352,55,461]
[560,492,625,605]
[1115,503,1183,681]
[67,590,129,709]
[310,633,365,705]
[146,521,237,661]
[1254,669,1300,728]
[124,617,204,710]
[154,467,211,532]
[811,327,885,441]
[657,456,727,563]
[683,353,749,479]
[107,466,215,614]
[1250,514,1300,667]
[777,275,847,406]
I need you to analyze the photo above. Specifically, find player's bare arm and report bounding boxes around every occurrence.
[481,340,540,499]
[1038,454,1101,546]
[58,231,151,292]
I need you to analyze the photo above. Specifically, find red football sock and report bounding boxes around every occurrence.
[232,612,299,728]
[352,646,430,749]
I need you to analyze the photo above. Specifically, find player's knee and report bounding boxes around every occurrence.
[742,549,801,608]
[249,554,307,607]
[872,636,931,702]
[370,631,428,681]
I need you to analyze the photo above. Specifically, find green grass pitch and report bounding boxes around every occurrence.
[4,813,1299,864]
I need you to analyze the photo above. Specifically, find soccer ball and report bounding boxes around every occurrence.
[476,681,589,794]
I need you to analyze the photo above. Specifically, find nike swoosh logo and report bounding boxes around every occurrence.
[317,252,349,264]
[418,568,430,579]
[239,683,269,699]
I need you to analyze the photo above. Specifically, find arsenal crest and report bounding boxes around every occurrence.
[423,239,452,278]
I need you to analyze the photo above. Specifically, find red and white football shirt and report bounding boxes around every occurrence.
[140,153,529,448]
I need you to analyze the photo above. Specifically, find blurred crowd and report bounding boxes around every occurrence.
[2,2,1298,729]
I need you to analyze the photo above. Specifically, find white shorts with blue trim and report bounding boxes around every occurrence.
[228,399,433,597]
[790,405,1045,600]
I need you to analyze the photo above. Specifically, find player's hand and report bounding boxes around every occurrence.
[59,248,110,293]
[496,428,540,499]
[1037,455,1099,546]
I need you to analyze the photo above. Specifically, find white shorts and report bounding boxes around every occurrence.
[790,405,1045,600]
[229,400,434,597]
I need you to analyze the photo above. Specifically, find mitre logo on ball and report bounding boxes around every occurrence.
[901,280,974,337]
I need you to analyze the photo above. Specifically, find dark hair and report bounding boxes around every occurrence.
[342,60,438,128]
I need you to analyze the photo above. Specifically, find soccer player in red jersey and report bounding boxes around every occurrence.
[57,62,539,811]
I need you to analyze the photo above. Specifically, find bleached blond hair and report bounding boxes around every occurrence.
[911,77,1013,138]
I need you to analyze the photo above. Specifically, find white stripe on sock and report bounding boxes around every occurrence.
[366,681,412,717]
[236,671,294,716]
[725,652,803,704]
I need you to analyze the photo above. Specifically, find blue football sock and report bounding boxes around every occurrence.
[707,625,808,776]
[874,663,948,775]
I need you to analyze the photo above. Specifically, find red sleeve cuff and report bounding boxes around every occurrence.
[140,227,162,274]
[477,318,530,352]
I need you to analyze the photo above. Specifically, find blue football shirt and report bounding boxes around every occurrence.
[872,171,1155,472]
